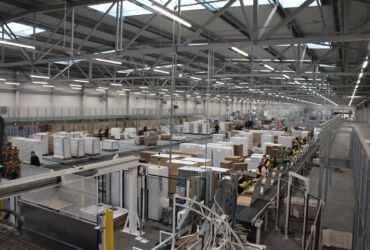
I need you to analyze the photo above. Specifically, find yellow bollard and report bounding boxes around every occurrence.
[105,209,114,250]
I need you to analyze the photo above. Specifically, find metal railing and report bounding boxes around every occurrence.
[305,200,324,250]
[1,107,215,122]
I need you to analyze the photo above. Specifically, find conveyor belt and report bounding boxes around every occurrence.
[235,143,319,225]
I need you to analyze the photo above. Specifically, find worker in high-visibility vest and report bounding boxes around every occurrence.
[238,175,248,194]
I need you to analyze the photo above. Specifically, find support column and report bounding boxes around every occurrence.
[15,90,20,118]
[126,92,130,115]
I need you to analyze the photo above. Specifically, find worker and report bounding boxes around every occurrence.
[214,123,220,134]
[264,155,271,169]
[105,126,110,139]
[30,151,40,167]
[238,175,248,194]
[98,128,104,140]
[256,163,267,179]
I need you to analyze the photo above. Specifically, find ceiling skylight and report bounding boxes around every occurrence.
[306,43,331,49]
[89,0,269,17]
[0,22,44,39]
[279,0,317,8]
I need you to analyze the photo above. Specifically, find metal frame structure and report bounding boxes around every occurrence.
[0,0,368,106]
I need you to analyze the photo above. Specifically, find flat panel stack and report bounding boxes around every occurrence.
[84,137,100,155]
[181,157,212,166]
[102,139,119,151]
[53,136,72,159]
[70,138,85,157]
[32,132,49,155]
[12,137,44,163]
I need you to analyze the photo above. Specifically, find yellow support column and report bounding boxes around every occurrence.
[105,209,114,250]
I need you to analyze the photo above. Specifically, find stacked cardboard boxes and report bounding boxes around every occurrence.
[144,132,158,146]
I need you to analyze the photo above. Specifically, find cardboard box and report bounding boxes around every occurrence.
[252,132,263,145]
[181,157,212,167]
[233,144,243,157]
[220,160,233,169]
[149,154,183,166]
[166,160,198,176]
[225,155,244,162]
[160,134,171,140]
[170,149,202,158]
[140,150,159,162]
[233,162,248,171]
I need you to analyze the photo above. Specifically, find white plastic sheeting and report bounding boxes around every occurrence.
[11,137,44,163]
[54,136,72,159]
[71,138,85,157]
[85,137,100,155]
[32,132,49,155]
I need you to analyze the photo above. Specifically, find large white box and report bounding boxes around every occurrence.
[110,128,121,140]
[212,134,225,143]
[230,136,251,156]
[278,136,293,148]
[54,136,72,159]
[238,132,253,149]
[179,143,206,156]
[32,132,49,155]
[71,138,85,157]
[84,137,100,155]
[206,144,233,168]
[102,140,119,151]
[147,165,169,221]
[12,137,44,163]
[261,134,274,154]
[123,128,136,139]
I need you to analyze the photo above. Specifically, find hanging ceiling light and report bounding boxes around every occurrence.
[30,74,49,79]
[0,40,35,49]
[149,2,192,28]
[231,47,249,57]
[95,58,121,65]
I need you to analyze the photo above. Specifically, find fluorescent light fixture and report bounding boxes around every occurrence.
[72,87,82,90]
[149,93,156,96]
[231,47,249,57]
[215,81,224,85]
[190,76,202,81]
[264,64,274,71]
[122,88,130,91]
[150,3,192,28]
[283,74,290,79]
[162,88,169,91]
[96,88,106,92]
[176,90,184,93]
[188,43,208,46]
[0,40,35,49]
[153,69,170,74]
[110,83,123,86]
[239,82,249,85]
[74,79,89,83]
[33,81,48,85]
[142,90,149,93]
[42,85,55,88]
[133,92,141,95]
[363,60,368,69]
[70,84,82,87]
[30,74,49,79]
[119,93,126,96]
[139,86,148,89]
[98,87,109,90]
[4,82,20,85]
[95,58,121,65]
[0,78,5,81]
[359,72,364,79]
